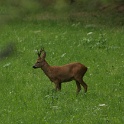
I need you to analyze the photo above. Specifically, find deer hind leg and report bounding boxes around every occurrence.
[76,81,81,94]
[76,78,87,93]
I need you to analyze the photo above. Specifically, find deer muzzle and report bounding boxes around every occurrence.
[32,65,37,69]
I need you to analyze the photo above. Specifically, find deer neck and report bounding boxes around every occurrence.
[41,60,51,75]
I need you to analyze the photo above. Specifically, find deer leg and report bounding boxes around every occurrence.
[55,82,61,91]
[76,81,81,94]
[78,79,88,93]
[58,83,61,91]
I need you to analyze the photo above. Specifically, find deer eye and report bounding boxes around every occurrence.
[37,62,40,63]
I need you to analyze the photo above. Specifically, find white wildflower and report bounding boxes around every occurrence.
[61,53,66,58]
[99,104,107,107]
[87,32,93,35]
[3,63,11,67]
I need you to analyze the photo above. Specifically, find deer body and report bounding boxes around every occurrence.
[33,49,88,94]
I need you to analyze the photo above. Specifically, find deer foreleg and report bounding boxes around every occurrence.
[54,82,61,91]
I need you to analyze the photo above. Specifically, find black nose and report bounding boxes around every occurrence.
[33,66,36,69]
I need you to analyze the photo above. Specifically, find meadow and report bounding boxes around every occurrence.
[0,13,124,124]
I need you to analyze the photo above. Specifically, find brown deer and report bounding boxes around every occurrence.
[33,48,88,94]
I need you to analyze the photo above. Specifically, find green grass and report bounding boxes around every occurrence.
[0,18,124,124]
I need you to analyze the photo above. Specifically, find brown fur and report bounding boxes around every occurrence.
[33,49,88,94]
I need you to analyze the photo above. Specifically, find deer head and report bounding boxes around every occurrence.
[33,48,46,69]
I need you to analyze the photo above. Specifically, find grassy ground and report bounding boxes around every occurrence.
[0,14,124,124]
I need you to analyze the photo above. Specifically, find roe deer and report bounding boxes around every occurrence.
[33,48,88,94]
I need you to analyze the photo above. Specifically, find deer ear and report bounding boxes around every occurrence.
[42,51,46,59]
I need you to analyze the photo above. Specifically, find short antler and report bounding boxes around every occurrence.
[37,48,44,57]
[37,50,41,57]
[40,48,44,53]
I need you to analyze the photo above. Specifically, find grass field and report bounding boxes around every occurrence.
[0,14,124,124]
